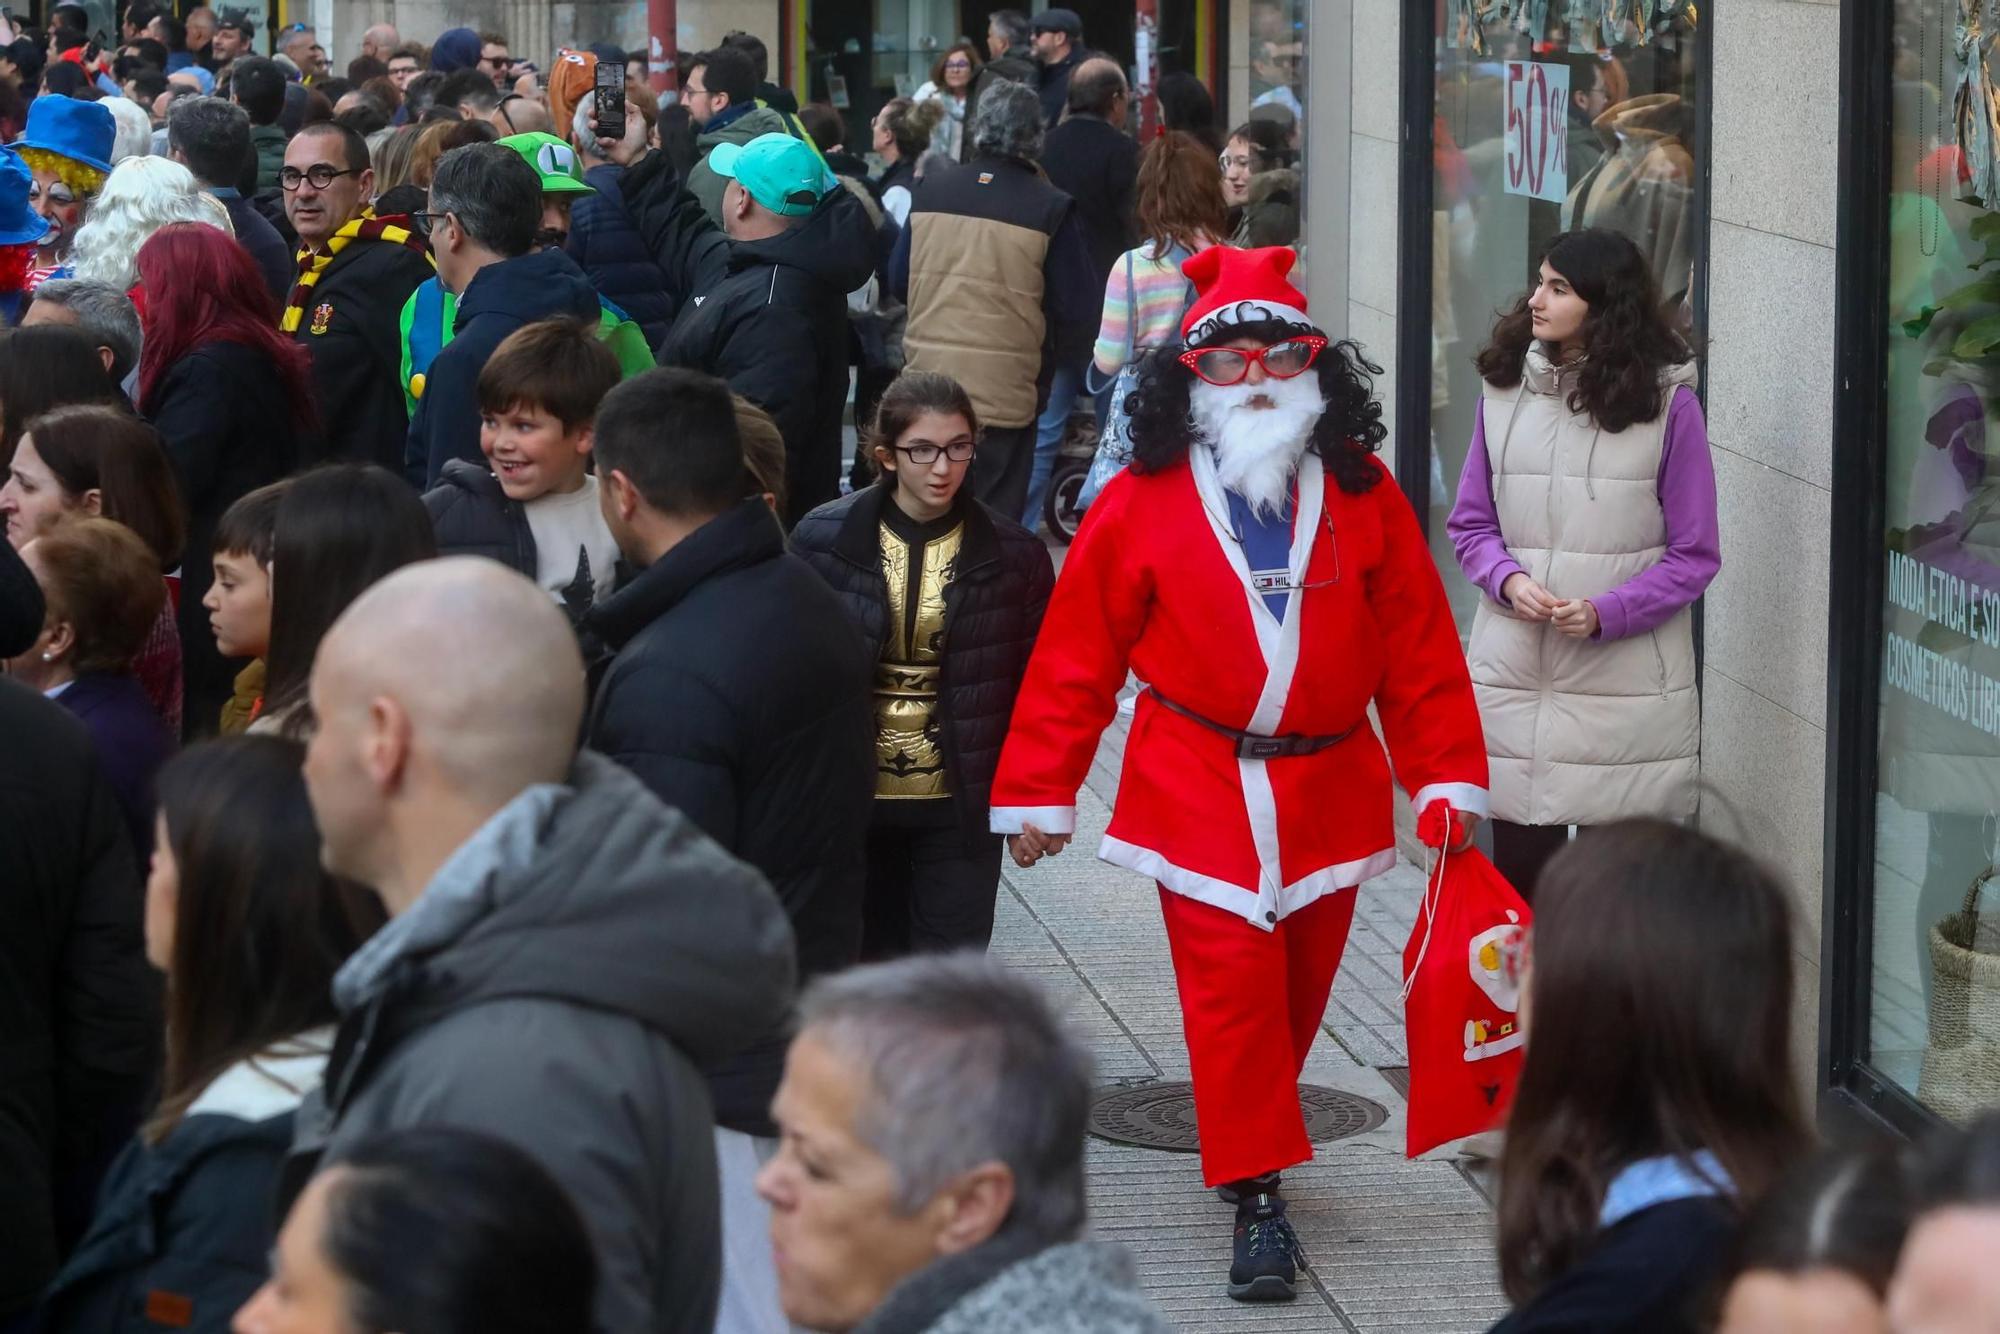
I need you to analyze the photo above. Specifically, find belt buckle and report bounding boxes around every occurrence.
[1240,736,1288,760]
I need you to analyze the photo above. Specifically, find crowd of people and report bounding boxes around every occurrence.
[0,6,1996,1334]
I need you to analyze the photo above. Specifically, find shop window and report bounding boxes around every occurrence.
[1873,0,2000,1122]
[1426,0,1702,637]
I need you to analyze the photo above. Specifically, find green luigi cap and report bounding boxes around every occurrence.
[708,132,833,218]
[497,132,595,195]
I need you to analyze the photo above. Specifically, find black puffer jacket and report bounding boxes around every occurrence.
[621,152,879,520]
[790,486,1054,846]
[423,460,532,576]
[584,498,873,1135]
[0,682,159,1319]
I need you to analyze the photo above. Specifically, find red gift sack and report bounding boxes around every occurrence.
[1401,804,1532,1158]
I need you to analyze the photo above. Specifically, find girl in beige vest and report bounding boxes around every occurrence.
[1447,228,1718,895]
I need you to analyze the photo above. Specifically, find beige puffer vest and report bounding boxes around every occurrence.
[1465,349,1702,827]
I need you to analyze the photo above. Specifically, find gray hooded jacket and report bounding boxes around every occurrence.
[287,752,797,1334]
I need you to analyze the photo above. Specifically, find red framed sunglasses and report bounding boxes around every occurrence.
[1179,335,1328,386]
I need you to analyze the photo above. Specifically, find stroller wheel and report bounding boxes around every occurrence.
[1044,458,1088,546]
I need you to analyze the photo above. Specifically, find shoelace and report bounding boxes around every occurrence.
[1244,1212,1304,1263]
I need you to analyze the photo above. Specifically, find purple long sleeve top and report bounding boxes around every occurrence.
[1445,385,1720,643]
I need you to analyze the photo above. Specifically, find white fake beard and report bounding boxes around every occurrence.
[1188,371,1324,519]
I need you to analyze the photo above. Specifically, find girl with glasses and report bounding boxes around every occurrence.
[912,40,981,160]
[789,370,1054,958]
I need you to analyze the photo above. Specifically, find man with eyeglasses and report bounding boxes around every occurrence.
[280,121,435,470]
[993,245,1488,1305]
[385,44,421,90]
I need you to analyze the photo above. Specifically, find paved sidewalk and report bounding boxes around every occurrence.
[992,723,1508,1331]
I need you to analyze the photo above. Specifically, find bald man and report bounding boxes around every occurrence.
[359,22,399,63]
[290,558,797,1334]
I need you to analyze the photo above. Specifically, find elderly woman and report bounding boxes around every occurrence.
[755,954,1171,1334]
[11,94,117,285]
[4,516,175,856]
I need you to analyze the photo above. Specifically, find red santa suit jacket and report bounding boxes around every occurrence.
[990,446,1488,931]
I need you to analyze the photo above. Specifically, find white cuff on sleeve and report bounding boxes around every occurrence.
[989,805,1078,835]
[1411,783,1490,820]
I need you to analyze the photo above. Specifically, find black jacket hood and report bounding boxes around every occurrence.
[728,183,878,295]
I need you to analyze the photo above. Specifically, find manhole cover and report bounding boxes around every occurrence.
[1088,1081,1388,1151]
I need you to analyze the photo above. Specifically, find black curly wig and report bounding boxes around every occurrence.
[1122,316,1388,496]
[1475,228,1696,435]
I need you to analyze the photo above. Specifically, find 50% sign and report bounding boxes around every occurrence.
[1503,60,1569,204]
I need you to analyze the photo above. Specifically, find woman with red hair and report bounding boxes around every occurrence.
[137,223,316,738]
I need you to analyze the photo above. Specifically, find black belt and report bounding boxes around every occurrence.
[1151,691,1358,760]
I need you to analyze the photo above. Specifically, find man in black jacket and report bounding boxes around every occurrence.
[614,124,876,519]
[407,143,602,486]
[1024,57,1138,527]
[584,366,872,1334]
[166,97,294,302]
[961,7,1037,161]
[0,678,160,1327]
[1030,8,1086,129]
[281,121,435,472]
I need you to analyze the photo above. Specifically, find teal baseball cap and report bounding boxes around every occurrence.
[708,132,832,217]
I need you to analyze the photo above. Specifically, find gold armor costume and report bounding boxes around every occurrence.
[874,512,964,800]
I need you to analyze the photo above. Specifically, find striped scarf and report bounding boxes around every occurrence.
[280,210,432,333]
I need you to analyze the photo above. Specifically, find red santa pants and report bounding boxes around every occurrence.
[1158,885,1359,1188]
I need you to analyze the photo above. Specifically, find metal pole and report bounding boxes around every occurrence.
[648,0,678,93]
[1135,0,1159,136]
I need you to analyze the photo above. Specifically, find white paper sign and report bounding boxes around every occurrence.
[1503,60,1570,203]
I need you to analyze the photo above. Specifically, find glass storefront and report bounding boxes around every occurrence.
[1872,0,2000,1123]
[1426,1,1703,637]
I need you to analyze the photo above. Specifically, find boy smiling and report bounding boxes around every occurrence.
[423,318,623,625]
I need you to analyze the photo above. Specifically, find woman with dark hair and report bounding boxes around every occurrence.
[3,517,175,855]
[1158,71,1224,154]
[791,370,1054,956]
[256,463,435,738]
[1490,820,1812,1332]
[1447,227,1717,894]
[0,323,126,466]
[137,222,315,739]
[870,96,945,226]
[41,735,382,1334]
[912,40,980,160]
[1887,1111,2000,1329]
[1717,1149,1913,1333]
[2,404,188,732]
[234,1126,597,1334]
[1221,119,1297,248]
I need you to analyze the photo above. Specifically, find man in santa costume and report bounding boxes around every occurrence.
[992,246,1488,1301]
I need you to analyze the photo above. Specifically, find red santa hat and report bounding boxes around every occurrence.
[1180,245,1318,347]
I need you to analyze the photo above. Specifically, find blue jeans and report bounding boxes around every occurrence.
[1022,361,1086,529]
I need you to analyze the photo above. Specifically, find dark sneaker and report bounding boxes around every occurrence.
[1228,1193,1302,1302]
[1215,1171,1281,1205]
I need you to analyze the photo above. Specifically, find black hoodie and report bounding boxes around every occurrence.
[622,152,880,519]
[405,247,603,487]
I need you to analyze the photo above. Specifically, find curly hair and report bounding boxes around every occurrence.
[1474,228,1695,435]
[70,157,225,292]
[1122,316,1386,496]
